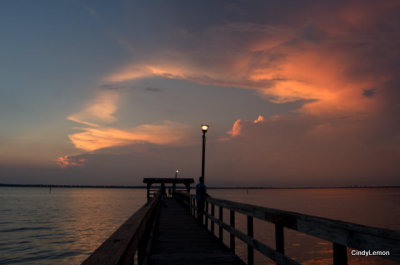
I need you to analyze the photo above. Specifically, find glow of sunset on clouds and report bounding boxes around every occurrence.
[59,91,189,167]
[229,115,265,137]
[2,0,399,186]
[68,122,188,152]
[102,1,400,118]
[105,41,382,116]
[57,156,87,168]
[67,91,119,127]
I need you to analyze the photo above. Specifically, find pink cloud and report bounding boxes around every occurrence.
[57,155,87,168]
[228,115,266,137]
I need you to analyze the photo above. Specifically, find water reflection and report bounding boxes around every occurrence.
[0,187,146,265]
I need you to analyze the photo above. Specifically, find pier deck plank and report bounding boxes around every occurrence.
[150,198,245,265]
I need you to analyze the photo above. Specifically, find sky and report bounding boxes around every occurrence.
[0,0,399,187]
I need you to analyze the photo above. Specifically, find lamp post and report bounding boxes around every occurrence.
[175,169,179,179]
[201,124,209,182]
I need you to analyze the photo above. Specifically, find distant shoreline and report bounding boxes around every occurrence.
[0,183,399,189]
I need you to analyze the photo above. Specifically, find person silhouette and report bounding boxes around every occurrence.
[196,176,209,225]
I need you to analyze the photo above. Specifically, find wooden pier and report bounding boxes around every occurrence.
[150,198,245,265]
[82,179,400,265]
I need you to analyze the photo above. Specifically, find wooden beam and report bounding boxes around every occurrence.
[207,214,300,265]
[82,194,160,265]
[143,178,194,184]
[177,192,399,263]
[205,196,400,261]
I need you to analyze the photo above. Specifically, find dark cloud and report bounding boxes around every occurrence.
[101,84,164,93]
[145,87,163,93]
[362,88,376,98]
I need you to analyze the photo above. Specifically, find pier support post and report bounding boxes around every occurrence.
[211,203,215,235]
[219,206,223,243]
[275,224,284,255]
[205,201,209,228]
[247,216,254,265]
[146,183,151,201]
[333,243,347,265]
[230,210,235,252]
[193,197,196,217]
[192,197,195,216]
[137,239,145,265]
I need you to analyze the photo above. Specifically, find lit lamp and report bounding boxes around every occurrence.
[175,169,179,179]
[201,124,209,182]
[201,125,209,133]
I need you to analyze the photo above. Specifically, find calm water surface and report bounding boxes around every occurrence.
[0,187,399,264]
[0,187,146,265]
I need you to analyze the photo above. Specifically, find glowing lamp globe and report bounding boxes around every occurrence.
[201,124,209,133]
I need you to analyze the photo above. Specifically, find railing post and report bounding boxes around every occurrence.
[192,197,195,216]
[146,183,151,201]
[275,224,284,254]
[333,243,347,265]
[192,197,195,217]
[211,203,215,235]
[194,198,197,217]
[205,201,209,229]
[219,206,223,243]
[137,239,145,265]
[189,197,192,215]
[247,215,254,265]
[193,198,198,218]
[230,210,235,252]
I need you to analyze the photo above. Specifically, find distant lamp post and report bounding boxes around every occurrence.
[175,169,179,179]
[201,124,209,182]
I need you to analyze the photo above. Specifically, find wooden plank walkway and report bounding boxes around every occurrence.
[149,198,246,265]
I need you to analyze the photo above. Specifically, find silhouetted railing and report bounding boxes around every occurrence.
[174,192,400,265]
[81,193,160,265]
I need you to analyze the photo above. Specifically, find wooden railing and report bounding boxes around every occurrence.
[81,193,160,265]
[174,192,400,265]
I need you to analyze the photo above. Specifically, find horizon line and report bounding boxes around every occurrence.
[1,183,399,189]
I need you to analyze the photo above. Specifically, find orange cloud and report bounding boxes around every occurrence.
[102,2,399,118]
[103,46,380,116]
[62,89,190,167]
[255,46,383,115]
[228,119,242,137]
[57,155,87,168]
[228,115,266,137]
[68,121,189,152]
[67,91,119,126]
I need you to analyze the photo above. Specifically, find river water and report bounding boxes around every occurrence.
[0,187,398,264]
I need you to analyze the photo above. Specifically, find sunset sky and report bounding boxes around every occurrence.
[1,0,399,186]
